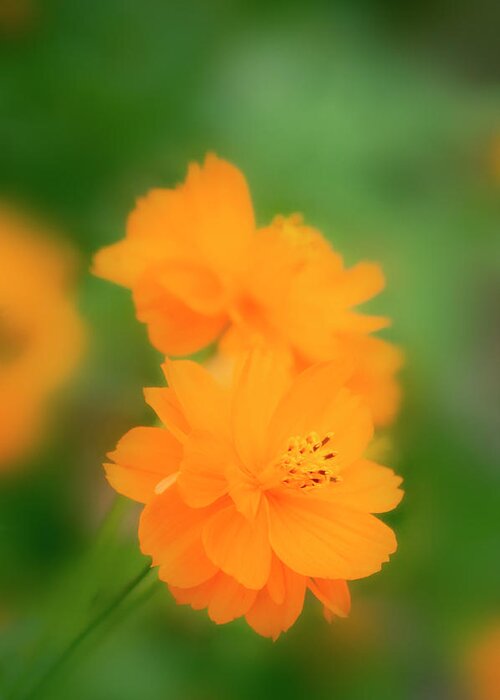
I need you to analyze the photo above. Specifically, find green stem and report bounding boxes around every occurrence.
[20,563,153,700]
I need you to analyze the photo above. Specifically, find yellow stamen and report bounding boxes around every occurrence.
[277,431,341,491]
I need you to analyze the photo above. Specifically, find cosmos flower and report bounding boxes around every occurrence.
[491,135,500,184]
[465,621,500,700]
[104,349,403,639]
[0,206,84,467]
[93,154,402,426]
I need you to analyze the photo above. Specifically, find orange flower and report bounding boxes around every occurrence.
[491,135,500,184]
[105,349,403,638]
[465,622,500,700]
[0,206,84,467]
[93,154,402,426]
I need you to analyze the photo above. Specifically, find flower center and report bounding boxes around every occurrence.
[278,431,340,490]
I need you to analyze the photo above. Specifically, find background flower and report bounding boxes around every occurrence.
[0,206,84,468]
[94,156,402,426]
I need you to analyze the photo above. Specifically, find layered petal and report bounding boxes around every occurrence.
[170,571,257,624]
[94,184,199,286]
[345,336,404,427]
[150,262,227,316]
[181,154,255,276]
[317,459,404,513]
[266,554,286,605]
[325,393,374,471]
[92,238,153,288]
[267,363,373,470]
[134,277,227,356]
[225,460,263,521]
[266,362,352,453]
[267,490,397,580]
[333,261,385,307]
[139,486,219,588]
[163,358,230,437]
[308,578,351,618]
[202,503,271,589]
[248,216,343,316]
[126,187,197,257]
[231,348,291,471]
[144,386,190,442]
[177,430,233,507]
[104,426,182,503]
[99,154,254,277]
[245,564,307,640]
[330,311,390,335]
[246,215,389,363]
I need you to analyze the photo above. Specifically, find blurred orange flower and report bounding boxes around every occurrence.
[0,207,84,467]
[93,154,402,426]
[105,349,403,639]
[490,135,500,184]
[466,621,500,700]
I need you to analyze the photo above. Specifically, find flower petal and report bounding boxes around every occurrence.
[231,348,291,471]
[225,462,263,521]
[134,277,227,356]
[152,262,227,316]
[139,486,219,588]
[267,490,397,580]
[267,362,352,448]
[144,386,190,442]
[327,393,375,471]
[334,261,385,306]
[92,239,150,288]
[105,427,182,503]
[202,503,271,589]
[334,311,390,334]
[183,154,255,276]
[267,363,373,470]
[308,578,351,618]
[317,459,404,513]
[245,565,307,640]
[344,335,403,427]
[163,358,230,438]
[96,154,254,288]
[266,555,286,605]
[170,571,257,624]
[177,430,232,508]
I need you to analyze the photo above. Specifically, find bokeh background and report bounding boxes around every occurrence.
[1,1,499,698]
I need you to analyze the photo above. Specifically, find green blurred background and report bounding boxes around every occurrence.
[1,1,499,698]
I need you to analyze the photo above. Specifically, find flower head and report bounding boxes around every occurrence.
[93,154,402,426]
[105,349,403,638]
[0,206,84,467]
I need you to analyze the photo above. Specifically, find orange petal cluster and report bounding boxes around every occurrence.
[0,206,84,467]
[105,350,403,639]
[93,154,402,427]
